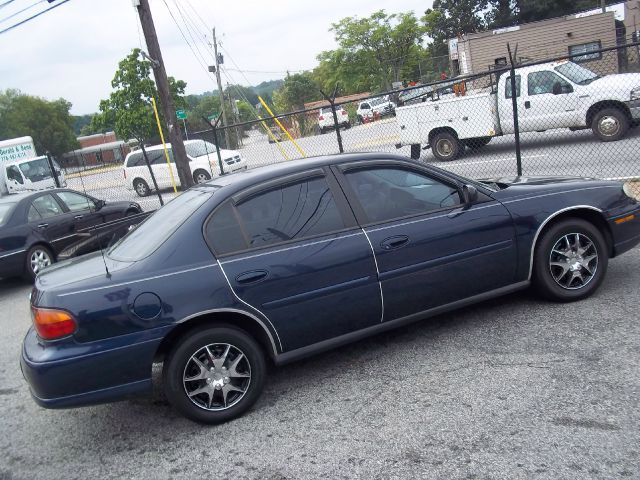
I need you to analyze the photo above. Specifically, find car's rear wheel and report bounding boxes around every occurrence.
[532,218,608,302]
[134,179,150,197]
[25,245,54,281]
[431,131,461,161]
[193,169,211,184]
[163,326,266,424]
[591,107,629,142]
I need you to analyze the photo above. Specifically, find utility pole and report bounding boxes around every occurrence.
[212,27,232,149]
[601,0,606,13]
[135,0,193,190]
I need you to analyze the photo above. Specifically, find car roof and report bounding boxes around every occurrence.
[0,189,93,205]
[200,152,418,192]
[127,139,219,155]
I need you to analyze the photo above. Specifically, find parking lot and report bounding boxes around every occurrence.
[1,247,638,479]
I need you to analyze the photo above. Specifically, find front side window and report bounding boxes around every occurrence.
[344,168,461,223]
[185,140,216,158]
[360,103,370,110]
[31,194,62,219]
[206,176,345,255]
[569,41,602,63]
[505,75,521,98]
[6,165,24,184]
[527,71,572,95]
[57,191,93,212]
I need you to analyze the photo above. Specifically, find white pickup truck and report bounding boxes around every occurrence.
[396,60,640,161]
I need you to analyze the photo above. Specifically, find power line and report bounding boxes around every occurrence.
[0,0,43,25]
[0,0,70,36]
[171,0,213,65]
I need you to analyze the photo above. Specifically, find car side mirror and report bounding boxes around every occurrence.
[552,82,568,95]
[462,184,478,204]
[95,199,105,210]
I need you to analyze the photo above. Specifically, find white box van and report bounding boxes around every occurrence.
[123,139,247,197]
[0,155,66,196]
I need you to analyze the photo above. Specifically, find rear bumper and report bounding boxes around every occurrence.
[20,327,164,409]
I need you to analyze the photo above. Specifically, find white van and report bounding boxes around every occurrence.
[0,155,67,195]
[123,139,247,197]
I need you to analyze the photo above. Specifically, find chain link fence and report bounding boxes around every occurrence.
[56,41,640,212]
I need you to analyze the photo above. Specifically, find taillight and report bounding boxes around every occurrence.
[31,307,77,340]
[319,115,324,120]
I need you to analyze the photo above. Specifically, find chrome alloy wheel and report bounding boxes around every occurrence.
[195,172,210,183]
[183,343,251,411]
[30,249,52,275]
[548,233,598,290]
[598,115,620,137]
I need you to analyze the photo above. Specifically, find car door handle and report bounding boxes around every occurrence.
[74,215,83,220]
[235,270,269,284]
[37,223,48,229]
[380,235,409,251]
[524,101,531,109]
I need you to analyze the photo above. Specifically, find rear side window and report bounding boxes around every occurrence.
[505,75,521,98]
[206,176,345,255]
[0,203,17,225]
[126,152,143,167]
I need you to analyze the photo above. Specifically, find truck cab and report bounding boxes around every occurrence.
[1,156,66,196]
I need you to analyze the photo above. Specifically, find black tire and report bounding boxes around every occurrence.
[591,107,629,142]
[463,136,492,150]
[357,115,363,124]
[343,122,351,129]
[163,325,266,424]
[430,131,462,161]
[193,169,211,184]
[134,179,150,197]
[410,144,421,160]
[24,244,54,281]
[532,218,608,302]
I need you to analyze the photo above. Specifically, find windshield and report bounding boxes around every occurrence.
[0,203,16,226]
[108,189,213,261]
[185,140,218,158]
[554,62,599,85]
[18,158,53,182]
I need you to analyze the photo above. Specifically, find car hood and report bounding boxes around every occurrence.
[583,73,640,93]
[479,175,621,201]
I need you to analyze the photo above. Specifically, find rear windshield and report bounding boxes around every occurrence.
[108,189,213,261]
[0,203,16,226]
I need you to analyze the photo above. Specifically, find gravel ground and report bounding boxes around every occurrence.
[0,247,638,480]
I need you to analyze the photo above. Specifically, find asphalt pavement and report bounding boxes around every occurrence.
[1,246,638,479]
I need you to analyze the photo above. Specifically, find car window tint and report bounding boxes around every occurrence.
[57,191,93,212]
[31,194,62,220]
[126,152,143,167]
[235,177,345,250]
[0,203,17,225]
[206,202,247,255]
[345,168,461,223]
[361,103,370,109]
[148,149,169,165]
[27,205,41,222]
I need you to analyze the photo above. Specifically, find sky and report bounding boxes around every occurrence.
[0,0,432,115]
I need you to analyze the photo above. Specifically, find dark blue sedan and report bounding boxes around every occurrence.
[21,153,640,424]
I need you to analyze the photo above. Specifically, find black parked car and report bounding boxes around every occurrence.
[0,189,144,280]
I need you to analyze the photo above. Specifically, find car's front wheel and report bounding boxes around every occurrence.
[591,107,629,142]
[532,218,608,302]
[25,244,54,281]
[163,325,266,424]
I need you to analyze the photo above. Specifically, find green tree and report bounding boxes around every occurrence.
[0,89,79,156]
[91,48,186,143]
[330,10,426,90]
[185,94,221,132]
